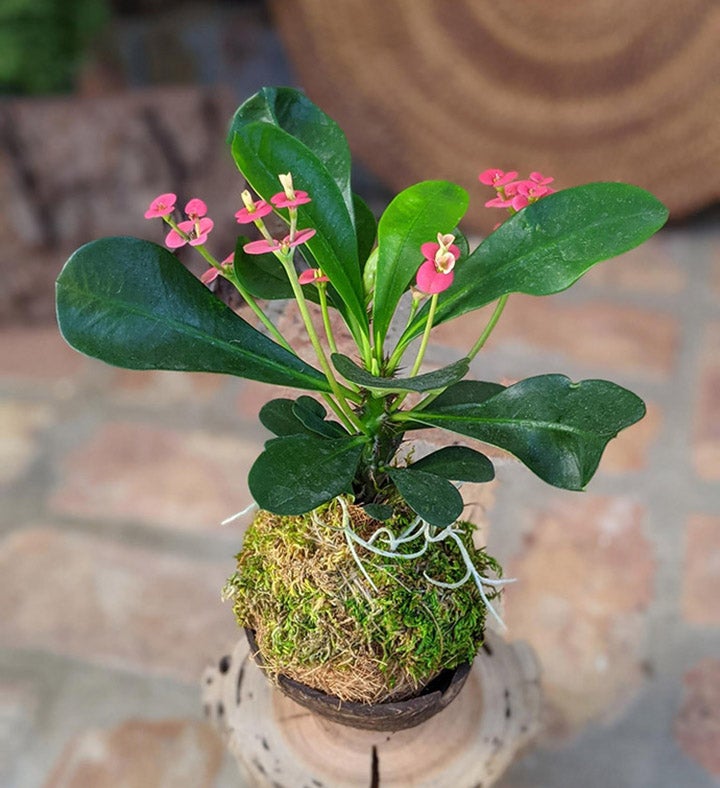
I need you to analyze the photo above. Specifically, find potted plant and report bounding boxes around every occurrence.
[56,86,667,731]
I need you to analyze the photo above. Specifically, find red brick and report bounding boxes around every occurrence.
[49,422,261,531]
[0,400,53,484]
[44,719,224,788]
[0,327,85,381]
[675,659,720,778]
[108,368,225,405]
[693,322,720,481]
[432,296,679,378]
[682,514,720,626]
[504,495,654,740]
[0,527,238,682]
[583,238,686,295]
[600,400,662,474]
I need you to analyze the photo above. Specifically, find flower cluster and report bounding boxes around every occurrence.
[145,168,556,304]
[479,168,555,212]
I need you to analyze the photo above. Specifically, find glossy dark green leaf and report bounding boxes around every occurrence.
[231,123,367,337]
[56,237,329,391]
[429,380,506,409]
[402,183,668,342]
[354,192,377,266]
[259,398,315,437]
[331,353,469,392]
[387,467,464,526]
[292,396,347,437]
[411,446,495,482]
[228,86,354,217]
[248,434,367,514]
[398,374,646,490]
[232,236,295,301]
[373,181,469,347]
[363,503,394,521]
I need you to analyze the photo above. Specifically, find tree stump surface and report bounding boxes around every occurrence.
[203,632,541,787]
[271,0,720,231]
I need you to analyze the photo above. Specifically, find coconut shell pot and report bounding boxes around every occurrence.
[245,628,471,731]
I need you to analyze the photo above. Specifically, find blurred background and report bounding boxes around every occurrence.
[1,1,719,786]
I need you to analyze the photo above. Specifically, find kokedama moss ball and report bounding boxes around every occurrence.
[224,499,501,704]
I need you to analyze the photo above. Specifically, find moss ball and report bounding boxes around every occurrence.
[224,499,501,703]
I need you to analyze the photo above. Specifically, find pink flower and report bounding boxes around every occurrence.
[185,198,207,220]
[416,259,454,294]
[243,228,316,255]
[235,189,273,224]
[478,169,518,188]
[508,181,555,210]
[529,171,554,186]
[235,200,272,224]
[415,233,460,295]
[165,217,214,249]
[298,268,330,285]
[270,172,311,209]
[200,252,233,285]
[271,190,311,209]
[144,192,177,219]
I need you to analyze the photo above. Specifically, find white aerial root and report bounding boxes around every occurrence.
[337,496,516,630]
[221,501,258,525]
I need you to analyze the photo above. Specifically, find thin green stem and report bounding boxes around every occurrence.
[409,294,438,377]
[384,296,423,374]
[280,254,364,428]
[411,294,510,414]
[317,284,338,355]
[222,269,290,350]
[163,217,289,350]
[389,295,438,413]
[467,294,509,360]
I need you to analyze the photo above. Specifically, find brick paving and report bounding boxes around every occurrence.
[1,214,718,787]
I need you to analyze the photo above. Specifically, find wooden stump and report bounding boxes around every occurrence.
[270,0,720,231]
[203,633,541,787]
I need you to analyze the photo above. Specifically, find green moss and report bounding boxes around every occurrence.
[224,500,502,703]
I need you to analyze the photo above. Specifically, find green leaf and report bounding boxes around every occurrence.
[402,183,668,342]
[292,396,348,437]
[232,236,294,300]
[232,237,324,309]
[56,237,330,391]
[259,398,314,437]
[430,380,506,408]
[372,180,468,347]
[248,434,366,514]
[363,503,394,521]
[411,446,495,482]
[228,86,354,218]
[354,192,377,266]
[231,123,367,337]
[331,353,469,392]
[387,467,464,526]
[399,374,646,490]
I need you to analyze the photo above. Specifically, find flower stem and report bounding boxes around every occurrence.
[317,284,338,355]
[409,293,438,377]
[162,217,289,350]
[467,294,509,360]
[280,254,364,428]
